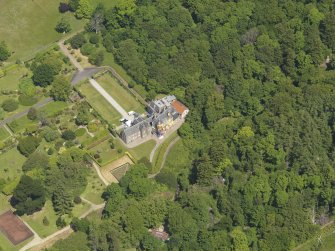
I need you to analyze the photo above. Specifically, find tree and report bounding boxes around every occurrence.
[27,107,37,120]
[56,216,67,228]
[52,185,74,215]
[22,151,49,172]
[86,6,105,33]
[69,33,86,49]
[75,0,93,19]
[17,136,41,157]
[12,175,46,215]
[19,78,36,97]
[2,99,18,112]
[32,64,54,87]
[230,227,250,251]
[55,18,71,33]
[50,76,72,101]
[62,130,76,140]
[44,128,59,142]
[59,2,70,13]
[68,0,80,11]
[88,50,104,66]
[0,41,10,61]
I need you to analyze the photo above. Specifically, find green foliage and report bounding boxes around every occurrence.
[52,185,74,215]
[27,107,37,120]
[32,64,54,87]
[50,76,72,101]
[2,98,18,112]
[19,78,36,96]
[62,130,76,140]
[55,18,71,33]
[75,0,93,19]
[12,175,46,215]
[22,151,49,172]
[0,41,10,61]
[80,43,95,56]
[69,33,86,49]
[17,136,41,157]
[51,232,88,251]
[18,94,37,106]
[44,128,59,142]
[88,50,104,66]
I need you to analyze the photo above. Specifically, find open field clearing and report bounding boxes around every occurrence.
[0,148,26,181]
[0,0,84,62]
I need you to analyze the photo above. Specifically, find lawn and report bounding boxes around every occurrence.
[22,200,90,238]
[0,0,85,62]
[0,148,26,181]
[89,138,125,166]
[0,233,33,251]
[0,126,10,141]
[96,74,145,114]
[0,65,30,91]
[81,168,105,205]
[164,139,192,173]
[0,194,12,214]
[78,82,121,125]
[39,101,68,117]
[128,140,156,160]
[151,132,178,173]
[8,116,37,133]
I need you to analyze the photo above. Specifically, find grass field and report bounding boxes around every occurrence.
[96,74,145,113]
[39,101,68,117]
[0,0,85,62]
[8,116,37,133]
[22,200,90,238]
[0,126,10,141]
[0,233,33,251]
[81,168,105,204]
[128,140,156,160]
[0,66,30,91]
[151,132,178,173]
[0,148,26,181]
[90,139,125,166]
[78,82,121,125]
[163,139,191,172]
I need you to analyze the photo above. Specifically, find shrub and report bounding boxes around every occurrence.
[19,78,36,96]
[87,122,98,133]
[74,196,82,204]
[18,95,38,106]
[62,130,76,140]
[56,216,66,228]
[43,216,50,226]
[89,34,99,44]
[27,107,37,120]
[55,18,71,33]
[2,99,18,112]
[59,2,70,13]
[17,136,41,157]
[32,64,54,87]
[94,153,100,159]
[44,129,59,142]
[75,128,86,137]
[71,217,89,233]
[88,50,104,66]
[47,148,54,155]
[65,141,76,148]
[80,43,95,56]
[69,33,86,49]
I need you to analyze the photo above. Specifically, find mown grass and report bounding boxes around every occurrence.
[8,116,37,133]
[89,138,125,166]
[0,126,10,141]
[151,132,178,173]
[78,82,121,125]
[164,139,192,173]
[0,66,30,91]
[39,101,68,117]
[0,0,85,62]
[0,233,33,251]
[96,74,145,114]
[128,140,156,160]
[0,148,26,181]
[22,200,90,238]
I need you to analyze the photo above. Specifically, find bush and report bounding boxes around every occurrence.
[18,95,38,106]
[71,217,89,233]
[62,130,76,140]
[75,128,86,137]
[47,148,54,155]
[74,196,82,204]
[59,2,70,13]
[155,171,178,189]
[19,78,36,96]
[43,216,50,226]
[89,34,100,44]
[65,141,76,148]
[55,18,71,33]
[80,43,95,56]
[2,99,18,112]
[44,129,59,142]
[69,33,87,49]
[17,136,41,157]
[27,107,37,120]
[94,153,100,159]
[56,216,66,228]
[87,122,98,133]
[88,51,104,66]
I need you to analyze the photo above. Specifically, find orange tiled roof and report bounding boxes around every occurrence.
[172,100,188,115]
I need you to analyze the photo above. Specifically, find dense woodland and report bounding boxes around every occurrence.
[32,0,335,250]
